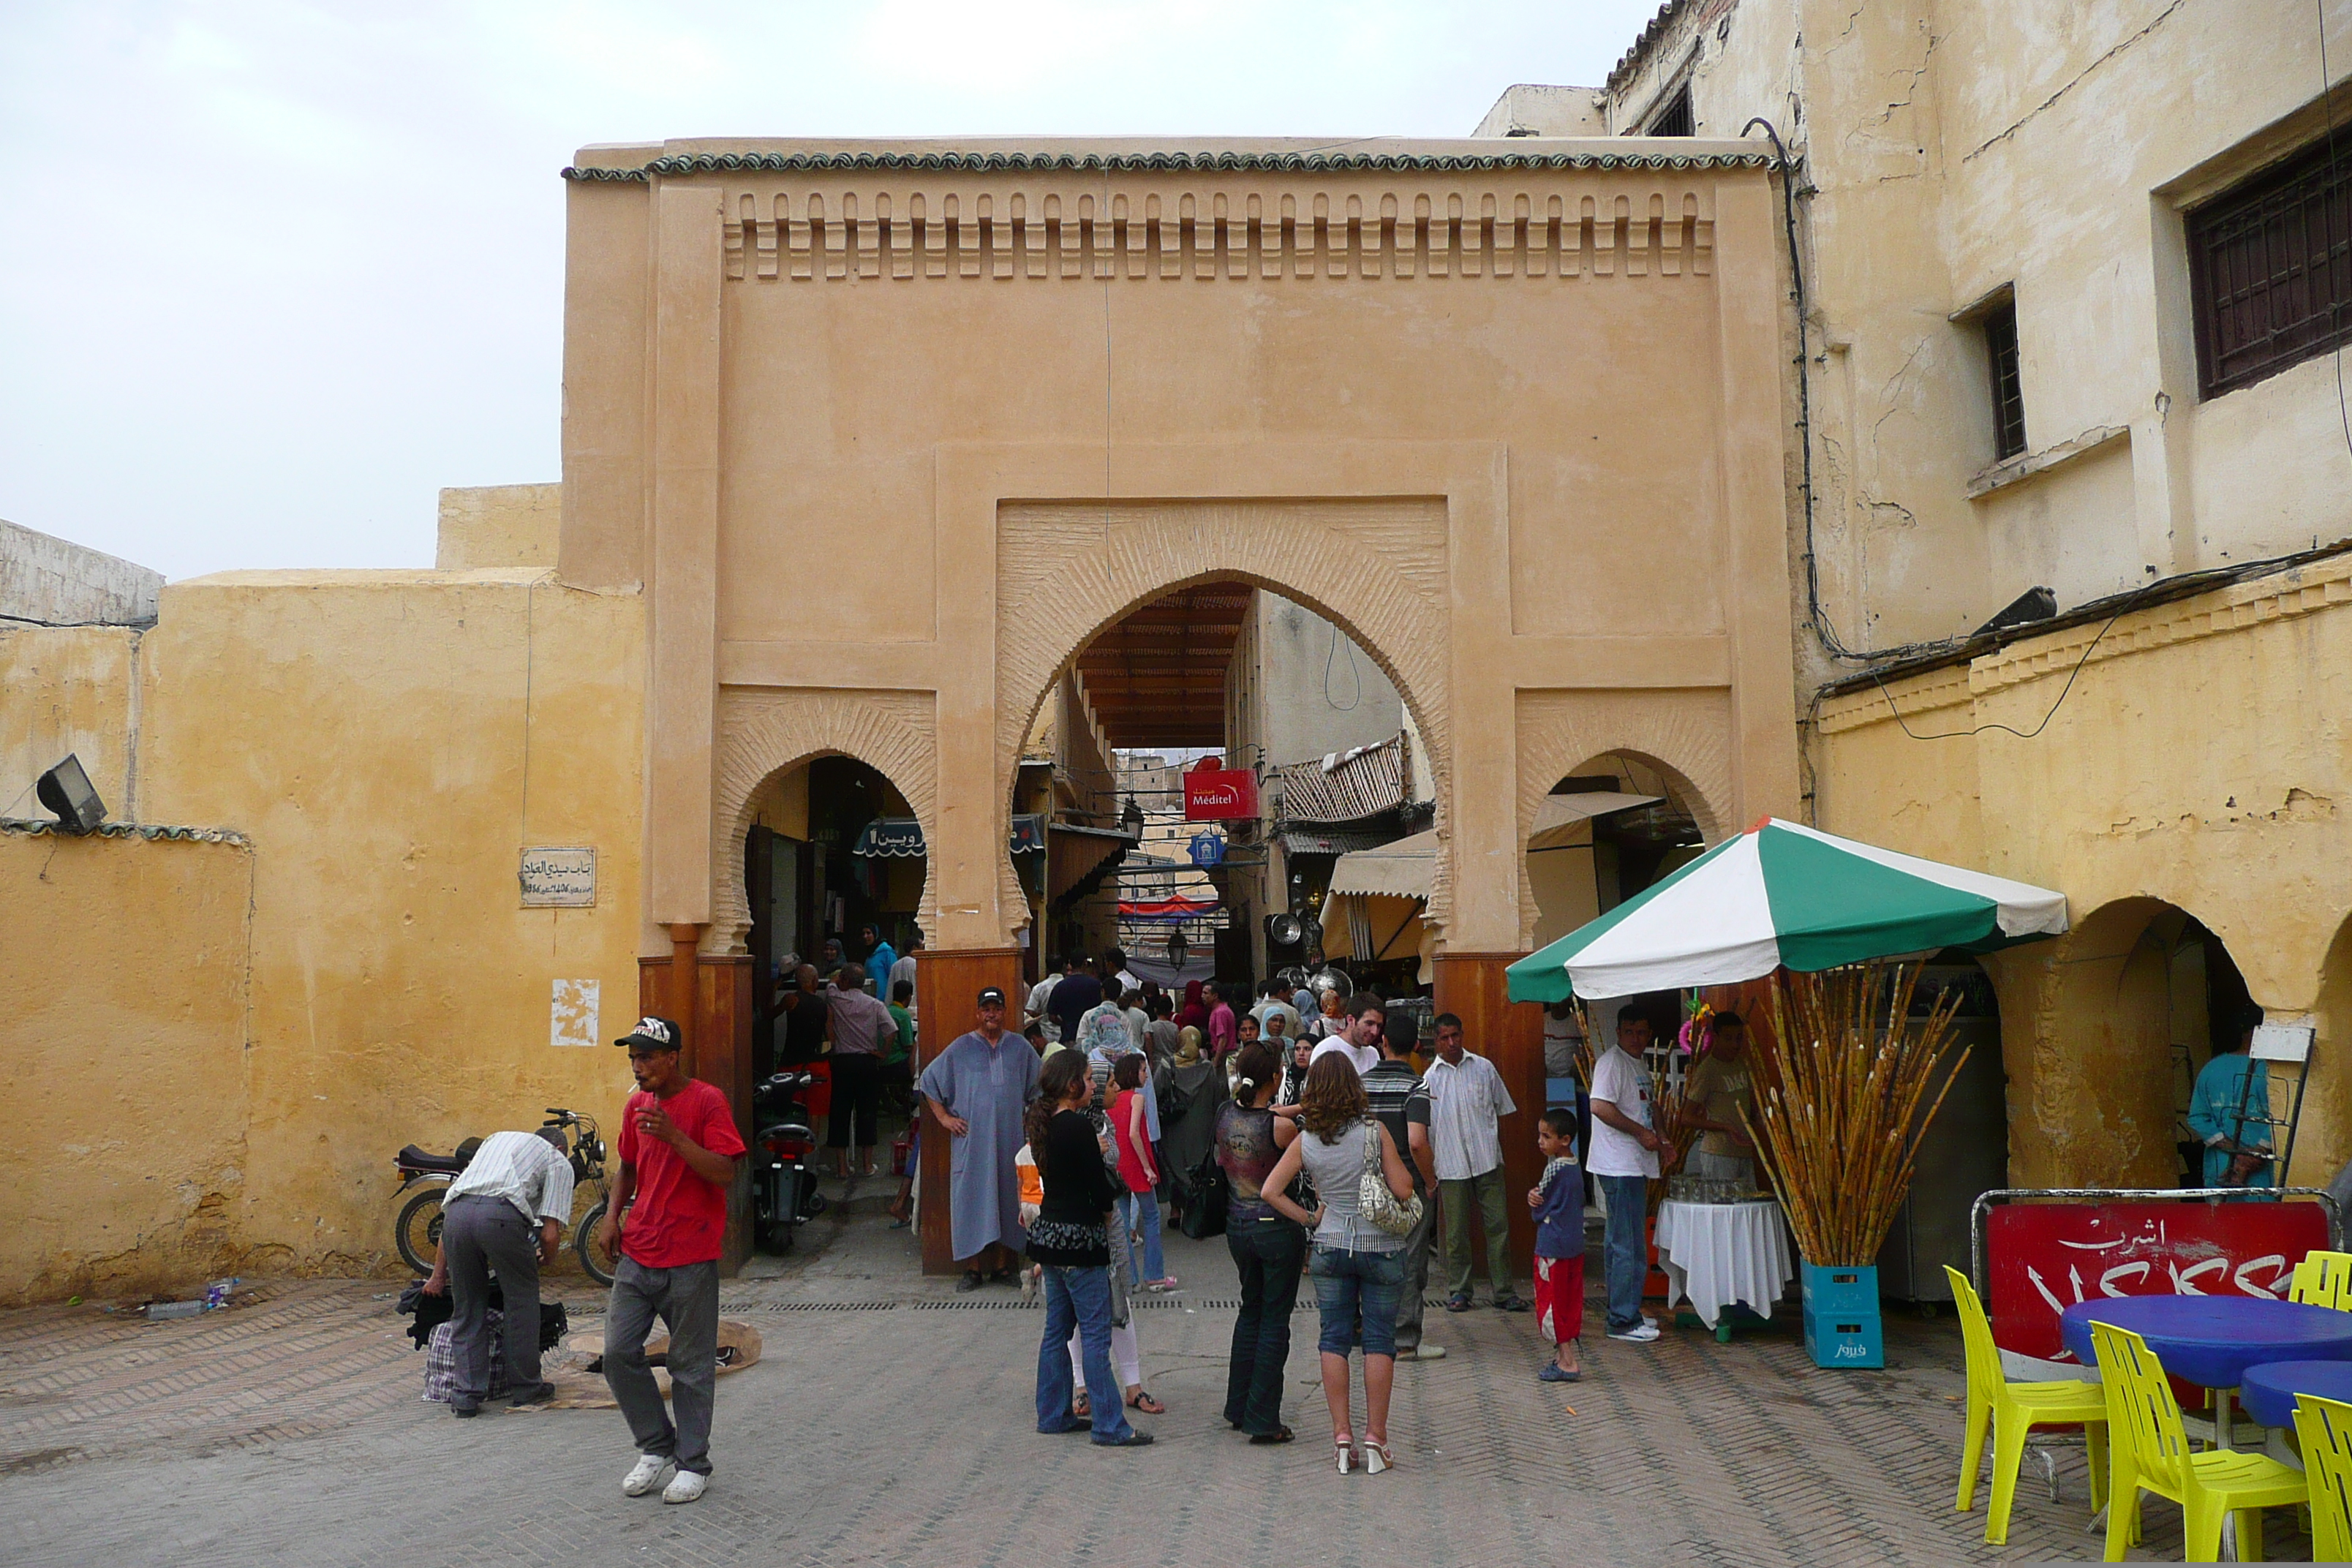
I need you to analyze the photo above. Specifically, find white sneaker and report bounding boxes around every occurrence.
[622,1455,674,1496]
[1398,1345,1447,1361]
[662,1470,708,1504]
[1607,1322,1662,1343]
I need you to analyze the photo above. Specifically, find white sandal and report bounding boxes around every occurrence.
[1334,1435,1356,1474]
[1362,1438,1394,1475]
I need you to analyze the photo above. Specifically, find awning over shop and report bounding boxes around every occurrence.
[1527,792,1660,852]
[1324,828,1439,900]
[853,814,1049,859]
[1273,734,1411,825]
[1118,892,1220,923]
[1049,821,1142,905]
[1279,824,1403,857]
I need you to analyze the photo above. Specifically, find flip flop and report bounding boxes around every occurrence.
[1126,1390,1165,1414]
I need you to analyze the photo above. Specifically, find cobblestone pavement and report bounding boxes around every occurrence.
[0,1190,2293,1565]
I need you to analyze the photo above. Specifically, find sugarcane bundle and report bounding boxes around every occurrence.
[1741,963,1970,1267]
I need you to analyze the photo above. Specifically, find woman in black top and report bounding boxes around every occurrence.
[1027,1050,1152,1447]
[1216,1043,1305,1443]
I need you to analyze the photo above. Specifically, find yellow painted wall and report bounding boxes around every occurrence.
[1,625,137,823]
[0,570,649,1297]
[1816,557,2352,1190]
[1,828,251,1302]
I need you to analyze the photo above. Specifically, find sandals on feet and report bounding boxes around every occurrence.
[956,1269,984,1292]
[1362,1439,1395,1475]
[1125,1390,1165,1415]
[1248,1425,1294,1445]
[1334,1435,1356,1474]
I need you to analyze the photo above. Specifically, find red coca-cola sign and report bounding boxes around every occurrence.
[1986,1199,2329,1363]
[1184,767,1259,821]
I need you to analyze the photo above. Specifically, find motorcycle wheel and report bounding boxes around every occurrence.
[394,1188,445,1277]
[575,1199,618,1286]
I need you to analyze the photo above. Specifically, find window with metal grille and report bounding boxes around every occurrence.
[1647,85,1695,137]
[2187,135,2352,399]
[1983,299,2027,461]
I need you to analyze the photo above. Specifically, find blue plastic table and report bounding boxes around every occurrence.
[2239,1359,2352,1431]
[2062,1296,2352,1447]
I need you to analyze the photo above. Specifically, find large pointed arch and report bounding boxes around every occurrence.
[992,497,1451,947]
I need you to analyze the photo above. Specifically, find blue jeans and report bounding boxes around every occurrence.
[1598,1174,1648,1333]
[1035,1263,1134,1443]
[1309,1243,1406,1359]
[1120,1190,1165,1286]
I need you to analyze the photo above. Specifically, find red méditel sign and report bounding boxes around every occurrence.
[1184,768,1259,821]
[1986,1200,2329,1363]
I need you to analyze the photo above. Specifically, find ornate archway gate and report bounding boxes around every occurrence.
[558,137,1801,1270]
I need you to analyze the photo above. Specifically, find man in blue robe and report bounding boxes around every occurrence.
[916,987,1041,1291]
[2187,1005,2275,1188]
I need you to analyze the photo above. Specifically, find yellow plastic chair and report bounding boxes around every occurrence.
[2289,1250,2352,1309]
[1944,1265,2108,1544]
[2091,1319,2305,1562]
[2293,1392,2352,1562]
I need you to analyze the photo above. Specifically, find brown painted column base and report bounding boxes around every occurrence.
[638,932,755,1275]
[1432,952,1545,1281]
[912,947,1029,1275]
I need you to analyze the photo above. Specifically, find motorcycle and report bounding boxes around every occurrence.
[392,1108,616,1286]
[752,1070,828,1251]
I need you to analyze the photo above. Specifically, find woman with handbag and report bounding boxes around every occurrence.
[1027,1050,1153,1447]
[1260,1053,1420,1476]
[1214,1043,1303,1444]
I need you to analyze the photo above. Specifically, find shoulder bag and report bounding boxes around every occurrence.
[1358,1120,1424,1237]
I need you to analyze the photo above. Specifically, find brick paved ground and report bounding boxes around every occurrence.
[0,1188,2309,1564]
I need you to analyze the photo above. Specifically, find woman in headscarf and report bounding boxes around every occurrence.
[1177,980,1210,1036]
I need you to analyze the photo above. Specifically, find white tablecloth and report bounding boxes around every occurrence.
[1654,1199,1794,1329]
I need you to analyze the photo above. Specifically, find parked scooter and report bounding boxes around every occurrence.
[752,1071,829,1251]
[391,1108,614,1285]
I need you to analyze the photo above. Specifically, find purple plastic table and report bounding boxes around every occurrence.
[2239,1359,2352,1432]
[2061,1295,2352,1447]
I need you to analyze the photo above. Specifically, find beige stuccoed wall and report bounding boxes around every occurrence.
[0,568,649,1297]
[557,137,1806,962]
[1,828,252,1302]
[437,483,562,570]
[1816,557,2352,1190]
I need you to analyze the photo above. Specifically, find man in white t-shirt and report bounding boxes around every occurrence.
[1024,955,1067,1040]
[1308,995,1384,1077]
[1586,1009,1665,1343]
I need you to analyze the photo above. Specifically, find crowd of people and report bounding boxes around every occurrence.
[911,951,1612,1468]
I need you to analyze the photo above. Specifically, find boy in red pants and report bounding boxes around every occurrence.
[1528,1107,1586,1382]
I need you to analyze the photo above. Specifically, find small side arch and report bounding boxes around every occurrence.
[709,689,938,954]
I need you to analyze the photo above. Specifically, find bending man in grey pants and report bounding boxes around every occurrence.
[600,1016,747,1506]
[427,1124,576,1415]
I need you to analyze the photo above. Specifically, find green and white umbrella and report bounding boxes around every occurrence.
[1505,818,2067,1003]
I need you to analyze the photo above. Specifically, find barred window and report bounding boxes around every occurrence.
[1648,86,1694,137]
[2187,136,2352,399]
[1983,299,2027,461]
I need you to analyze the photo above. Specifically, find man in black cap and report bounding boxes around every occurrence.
[598,1016,746,1505]
[916,986,1041,1290]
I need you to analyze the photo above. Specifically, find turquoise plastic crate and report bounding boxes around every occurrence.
[1801,1263,1884,1369]
[1803,1306,1885,1368]
[1801,1262,1879,1317]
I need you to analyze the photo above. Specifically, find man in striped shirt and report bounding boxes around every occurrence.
[426,1125,576,1415]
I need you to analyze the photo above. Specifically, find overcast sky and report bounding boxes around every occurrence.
[0,1,1662,580]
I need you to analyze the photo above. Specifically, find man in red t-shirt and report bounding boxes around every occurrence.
[598,1016,746,1505]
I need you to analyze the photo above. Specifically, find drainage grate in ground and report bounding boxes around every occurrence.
[722,1300,899,1313]
[910,1297,1038,1309]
